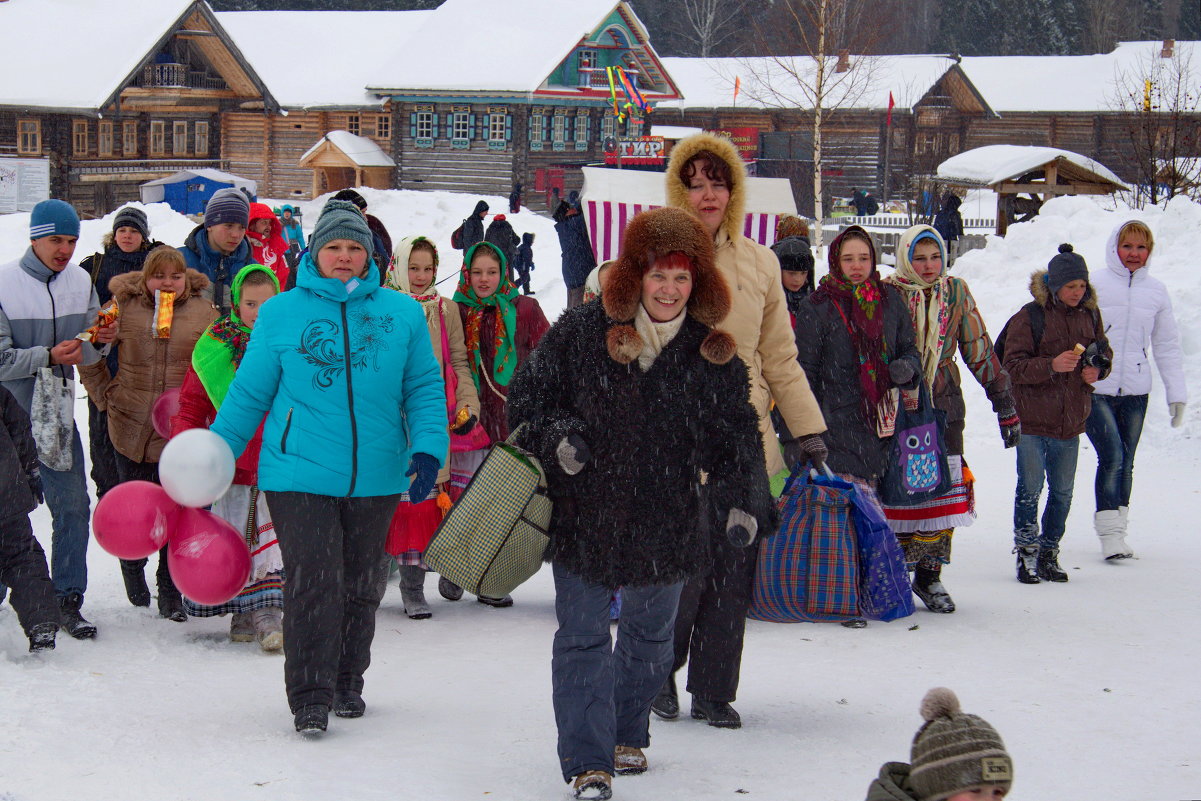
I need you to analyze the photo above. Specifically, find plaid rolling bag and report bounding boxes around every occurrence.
[749,467,860,623]
[423,425,551,598]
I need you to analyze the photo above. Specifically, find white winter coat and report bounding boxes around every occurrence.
[1090,221,1187,406]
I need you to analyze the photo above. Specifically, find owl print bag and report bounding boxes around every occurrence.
[879,384,951,508]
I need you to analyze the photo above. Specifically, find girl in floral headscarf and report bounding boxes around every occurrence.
[378,236,481,620]
[448,241,549,608]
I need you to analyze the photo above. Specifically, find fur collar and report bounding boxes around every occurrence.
[664,132,747,242]
[1028,269,1097,310]
[600,207,735,366]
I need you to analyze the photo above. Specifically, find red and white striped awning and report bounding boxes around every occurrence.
[585,200,781,263]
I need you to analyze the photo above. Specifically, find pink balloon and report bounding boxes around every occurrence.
[151,387,182,439]
[167,508,252,606]
[93,480,179,560]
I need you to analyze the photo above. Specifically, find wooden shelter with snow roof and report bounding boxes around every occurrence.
[298,131,396,198]
[937,145,1128,235]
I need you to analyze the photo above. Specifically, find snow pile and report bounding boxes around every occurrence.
[937,145,1126,188]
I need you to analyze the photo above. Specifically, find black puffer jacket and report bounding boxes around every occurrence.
[461,200,489,251]
[79,236,166,306]
[795,284,921,481]
[1,385,38,518]
[507,207,775,589]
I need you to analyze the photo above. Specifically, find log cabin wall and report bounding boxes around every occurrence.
[397,101,516,199]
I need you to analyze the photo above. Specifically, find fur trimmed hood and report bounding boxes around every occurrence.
[601,207,735,366]
[108,268,210,306]
[1028,269,1097,310]
[664,132,747,242]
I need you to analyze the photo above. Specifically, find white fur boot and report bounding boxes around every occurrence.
[1095,509,1133,560]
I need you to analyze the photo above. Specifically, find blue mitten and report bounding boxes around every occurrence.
[405,453,440,501]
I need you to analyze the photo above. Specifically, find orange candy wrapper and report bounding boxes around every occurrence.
[152,290,175,339]
[76,299,120,342]
[451,406,473,430]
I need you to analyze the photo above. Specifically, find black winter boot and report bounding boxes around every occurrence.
[1037,548,1069,582]
[28,622,58,653]
[293,704,329,734]
[691,699,742,729]
[912,566,956,613]
[651,675,679,720]
[1015,546,1041,584]
[156,555,187,622]
[437,576,464,601]
[120,558,151,607]
[333,689,366,718]
[59,593,97,639]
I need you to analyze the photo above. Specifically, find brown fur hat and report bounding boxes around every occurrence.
[601,206,735,366]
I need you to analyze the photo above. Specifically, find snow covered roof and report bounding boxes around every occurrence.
[657,55,961,111]
[301,131,395,168]
[367,0,626,94]
[217,10,433,109]
[0,0,194,111]
[937,145,1127,189]
[959,41,1201,113]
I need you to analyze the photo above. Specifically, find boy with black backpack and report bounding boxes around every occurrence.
[1000,245,1111,585]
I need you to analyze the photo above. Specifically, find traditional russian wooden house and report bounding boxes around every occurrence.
[0,0,276,218]
[655,54,995,216]
[365,0,681,211]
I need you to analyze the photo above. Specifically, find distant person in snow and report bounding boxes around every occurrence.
[484,214,520,283]
[509,182,523,214]
[864,687,1014,801]
[280,205,305,255]
[1085,220,1186,561]
[554,196,596,309]
[1001,244,1111,585]
[932,193,964,265]
[851,187,878,217]
[454,199,489,252]
[512,232,535,295]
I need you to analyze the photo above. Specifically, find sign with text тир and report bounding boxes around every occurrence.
[604,136,665,166]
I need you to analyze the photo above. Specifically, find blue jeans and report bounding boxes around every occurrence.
[551,562,683,782]
[1014,434,1079,550]
[1085,394,1148,512]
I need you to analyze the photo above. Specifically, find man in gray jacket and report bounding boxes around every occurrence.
[0,200,115,638]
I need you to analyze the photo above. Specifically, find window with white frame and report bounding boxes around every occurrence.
[18,119,41,155]
[529,112,545,149]
[98,121,113,157]
[123,121,138,156]
[574,111,589,150]
[452,111,470,141]
[552,112,566,143]
[72,120,88,156]
[489,112,507,141]
[173,121,188,155]
[577,49,597,86]
[194,121,209,156]
[415,110,433,139]
[600,114,616,142]
[150,120,166,156]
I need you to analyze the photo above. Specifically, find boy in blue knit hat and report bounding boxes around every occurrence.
[0,199,116,639]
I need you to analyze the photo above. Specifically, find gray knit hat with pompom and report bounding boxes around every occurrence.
[909,688,1013,801]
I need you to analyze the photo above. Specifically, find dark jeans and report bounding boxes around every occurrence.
[1014,434,1079,550]
[671,537,756,703]
[0,513,58,634]
[552,562,682,782]
[38,426,90,598]
[266,491,400,712]
[1085,393,1148,512]
[87,399,120,499]
[516,268,532,295]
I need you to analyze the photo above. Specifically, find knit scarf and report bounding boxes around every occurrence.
[887,231,950,389]
[634,303,686,372]
[453,242,520,393]
[191,264,278,409]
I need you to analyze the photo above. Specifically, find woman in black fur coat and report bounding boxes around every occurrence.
[507,207,774,798]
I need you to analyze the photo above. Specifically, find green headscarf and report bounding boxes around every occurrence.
[191,263,280,409]
[452,241,520,391]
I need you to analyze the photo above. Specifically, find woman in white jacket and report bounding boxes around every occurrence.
[1086,220,1187,560]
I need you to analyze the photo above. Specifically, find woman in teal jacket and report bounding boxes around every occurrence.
[212,200,448,735]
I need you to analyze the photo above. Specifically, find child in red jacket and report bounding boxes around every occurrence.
[171,264,284,649]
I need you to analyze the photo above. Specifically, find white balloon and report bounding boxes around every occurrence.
[159,429,236,508]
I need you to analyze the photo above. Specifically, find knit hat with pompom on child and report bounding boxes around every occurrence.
[1047,243,1088,293]
[908,687,1013,801]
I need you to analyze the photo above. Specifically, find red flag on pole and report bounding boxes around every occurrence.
[733,76,741,107]
[886,91,895,127]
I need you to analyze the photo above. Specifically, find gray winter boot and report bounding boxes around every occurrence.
[399,565,432,620]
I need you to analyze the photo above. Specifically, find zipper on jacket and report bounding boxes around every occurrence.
[341,303,358,496]
[280,407,293,453]
[44,276,66,388]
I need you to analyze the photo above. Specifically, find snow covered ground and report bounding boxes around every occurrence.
[1,190,1199,801]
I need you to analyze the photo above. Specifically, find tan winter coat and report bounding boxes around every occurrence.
[80,269,216,462]
[666,132,826,475]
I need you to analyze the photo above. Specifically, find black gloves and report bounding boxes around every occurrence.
[783,433,828,470]
[451,413,478,435]
[997,409,1021,449]
[405,452,440,501]
[726,508,759,547]
[28,468,44,505]
[555,434,591,476]
[887,358,916,386]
